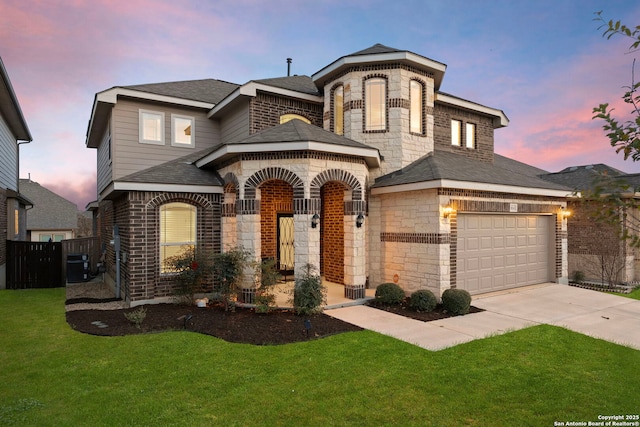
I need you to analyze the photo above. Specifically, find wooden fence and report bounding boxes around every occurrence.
[6,237,101,289]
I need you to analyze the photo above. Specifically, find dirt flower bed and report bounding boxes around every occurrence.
[366,298,483,321]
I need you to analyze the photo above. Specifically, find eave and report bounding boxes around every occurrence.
[435,92,509,128]
[196,141,381,169]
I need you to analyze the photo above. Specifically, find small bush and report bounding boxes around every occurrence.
[254,293,276,314]
[292,264,326,315]
[441,288,472,315]
[375,283,405,305]
[409,289,437,312]
[124,306,147,328]
[571,270,585,284]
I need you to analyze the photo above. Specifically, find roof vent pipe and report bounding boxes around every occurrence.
[287,58,292,76]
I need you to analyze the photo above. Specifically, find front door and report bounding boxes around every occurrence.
[277,214,294,275]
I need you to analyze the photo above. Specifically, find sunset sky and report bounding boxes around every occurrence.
[1,0,639,210]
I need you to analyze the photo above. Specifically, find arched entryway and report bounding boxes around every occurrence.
[259,179,294,275]
[320,181,345,284]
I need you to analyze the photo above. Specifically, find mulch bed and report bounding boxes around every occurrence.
[66,298,483,345]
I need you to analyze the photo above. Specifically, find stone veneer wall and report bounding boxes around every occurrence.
[433,104,495,163]
[0,188,6,289]
[369,187,568,297]
[249,92,323,134]
[320,64,435,180]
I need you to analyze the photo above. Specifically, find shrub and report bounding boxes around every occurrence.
[124,306,147,329]
[441,288,472,315]
[409,289,437,312]
[374,283,405,305]
[164,246,213,304]
[571,270,585,284]
[212,247,252,311]
[292,264,326,315]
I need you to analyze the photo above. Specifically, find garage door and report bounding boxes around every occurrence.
[457,214,551,295]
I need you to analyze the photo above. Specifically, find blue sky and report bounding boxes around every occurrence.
[1,0,638,208]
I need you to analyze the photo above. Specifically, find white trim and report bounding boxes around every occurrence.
[371,179,572,198]
[195,140,381,168]
[139,109,165,145]
[96,87,214,109]
[208,82,323,118]
[313,51,446,84]
[436,93,509,127]
[171,114,195,148]
[111,182,223,194]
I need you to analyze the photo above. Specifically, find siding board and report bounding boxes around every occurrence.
[0,114,18,191]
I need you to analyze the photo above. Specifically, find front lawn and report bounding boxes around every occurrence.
[617,286,640,300]
[1,288,638,426]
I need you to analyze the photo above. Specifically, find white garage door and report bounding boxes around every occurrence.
[457,214,551,295]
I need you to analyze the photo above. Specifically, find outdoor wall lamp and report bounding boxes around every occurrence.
[356,213,365,228]
[311,213,320,228]
[561,208,571,219]
[442,205,455,218]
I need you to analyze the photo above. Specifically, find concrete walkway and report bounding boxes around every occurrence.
[326,283,640,351]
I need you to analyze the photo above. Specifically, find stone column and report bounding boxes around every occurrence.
[343,213,367,299]
[294,213,320,279]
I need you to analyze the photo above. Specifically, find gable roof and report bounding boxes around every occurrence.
[312,43,447,90]
[0,56,32,141]
[372,150,571,197]
[253,75,320,96]
[196,119,380,168]
[123,79,240,105]
[539,164,638,193]
[19,180,78,230]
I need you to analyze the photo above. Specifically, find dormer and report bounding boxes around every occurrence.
[313,44,446,177]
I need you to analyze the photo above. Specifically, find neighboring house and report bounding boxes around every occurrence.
[86,44,572,306]
[0,56,32,289]
[19,179,79,242]
[540,165,640,284]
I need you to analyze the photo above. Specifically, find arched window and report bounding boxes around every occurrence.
[365,77,386,131]
[160,202,196,273]
[410,80,423,134]
[333,85,344,135]
[280,114,311,124]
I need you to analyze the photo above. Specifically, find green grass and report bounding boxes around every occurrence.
[617,286,640,300]
[1,288,639,426]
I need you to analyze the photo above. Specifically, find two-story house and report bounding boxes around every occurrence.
[86,44,571,306]
[0,56,32,289]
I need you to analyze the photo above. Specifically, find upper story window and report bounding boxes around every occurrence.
[365,77,386,131]
[410,80,423,134]
[139,110,165,145]
[280,114,311,124]
[466,123,476,149]
[333,85,344,135]
[172,114,195,148]
[451,120,462,146]
[160,202,196,273]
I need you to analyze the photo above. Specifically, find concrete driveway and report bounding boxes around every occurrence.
[326,283,640,351]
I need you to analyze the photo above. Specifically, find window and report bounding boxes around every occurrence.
[139,110,165,145]
[40,234,64,242]
[14,209,19,238]
[160,203,196,273]
[333,85,344,135]
[365,77,386,131]
[410,80,423,134]
[279,114,311,124]
[466,123,476,149]
[171,114,195,148]
[451,120,462,146]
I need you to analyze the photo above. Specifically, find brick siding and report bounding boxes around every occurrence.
[321,182,345,283]
[249,92,323,134]
[433,104,495,163]
[259,180,293,261]
[0,188,6,266]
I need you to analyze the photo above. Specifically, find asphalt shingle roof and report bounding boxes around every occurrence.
[123,79,240,105]
[373,150,570,192]
[19,180,78,229]
[540,164,639,192]
[230,119,377,150]
[119,148,224,186]
[253,75,321,96]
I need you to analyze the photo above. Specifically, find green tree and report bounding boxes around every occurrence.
[588,12,640,248]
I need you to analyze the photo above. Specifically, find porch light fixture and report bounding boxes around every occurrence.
[442,205,455,218]
[561,208,571,219]
[311,213,320,228]
[356,213,365,228]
